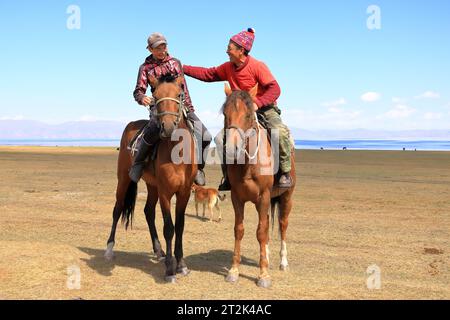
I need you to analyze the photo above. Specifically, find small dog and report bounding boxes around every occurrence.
[191,184,226,222]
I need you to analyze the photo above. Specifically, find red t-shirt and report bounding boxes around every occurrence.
[183,56,280,108]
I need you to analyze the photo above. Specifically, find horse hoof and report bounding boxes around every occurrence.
[104,251,114,261]
[279,264,289,271]
[225,274,239,283]
[155,251,166,261]
[177,267,191,276]
[165,275,177,284]
[104,242,115,261]
[257,277,272,288]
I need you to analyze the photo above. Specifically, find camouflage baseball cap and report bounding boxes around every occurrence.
[147,32,167,49]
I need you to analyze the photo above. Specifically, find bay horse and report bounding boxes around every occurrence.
[222,85,296,288]
[104,75,197,283]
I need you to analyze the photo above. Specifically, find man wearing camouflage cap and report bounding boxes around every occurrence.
[130,32,211,186]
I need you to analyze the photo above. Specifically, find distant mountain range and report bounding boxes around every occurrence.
[0,120,449,141]
[0,120,126,140]
[289,128,450,140]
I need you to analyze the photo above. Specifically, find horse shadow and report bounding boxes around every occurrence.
[184,249,260,282]
[77,247,167,284]
[78,247,259,283]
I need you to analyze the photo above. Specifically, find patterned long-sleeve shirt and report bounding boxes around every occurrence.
[133,54,194,111]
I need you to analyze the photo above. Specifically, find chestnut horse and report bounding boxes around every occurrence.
[222,85,296,288]
[104,75,197,283]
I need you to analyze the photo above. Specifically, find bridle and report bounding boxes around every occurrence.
[227,112,261,161]
[153,91,186,128]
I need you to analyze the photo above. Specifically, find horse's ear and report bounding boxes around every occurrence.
[148,75,158,88]
[248,84,258,99]
[224,83,232,97]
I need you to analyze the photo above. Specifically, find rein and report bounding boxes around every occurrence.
[227,112,261,161]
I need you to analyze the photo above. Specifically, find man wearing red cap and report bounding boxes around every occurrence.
[183,28,293,189]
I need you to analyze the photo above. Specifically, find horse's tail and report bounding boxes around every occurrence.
[270,196,281,239]
[121,181,138,230]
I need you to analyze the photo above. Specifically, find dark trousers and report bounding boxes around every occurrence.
[186,111,212,169]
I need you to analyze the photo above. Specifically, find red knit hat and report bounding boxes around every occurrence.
[230,28,255,52]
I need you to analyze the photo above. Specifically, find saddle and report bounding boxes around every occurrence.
[127,114,196,175]
[255,109,294,150]
[254,110,294,181]
[256,111,270,131]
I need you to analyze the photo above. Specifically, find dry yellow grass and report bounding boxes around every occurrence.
[0,146,449,299]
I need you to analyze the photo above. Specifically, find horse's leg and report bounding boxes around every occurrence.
[202,202,206,218]
[279,191,293,271]
[174,191,191,276]
[144,184,165,260]
[105,173,130,261]
[195,201,199,217]
[159,193,177,283]
[255,190,272,288]
[226,191,245,283]
[105,202,122,261]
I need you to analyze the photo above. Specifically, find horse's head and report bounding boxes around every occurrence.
[221,83,258,156]
[148,74,185,139]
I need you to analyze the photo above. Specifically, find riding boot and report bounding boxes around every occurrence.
[129,139,152,183]
[215,130,231,191]
[129,120,160,183]
[218,163,231,191]
[188,111,211,187]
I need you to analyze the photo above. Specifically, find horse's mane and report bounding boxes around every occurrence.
[158,73,177,84]
[221,91,254,114]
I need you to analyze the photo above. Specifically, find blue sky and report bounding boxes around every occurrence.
[0,0,449,132]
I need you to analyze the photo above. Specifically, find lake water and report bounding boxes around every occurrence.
[1,139,450,151]
[294,140,450,151]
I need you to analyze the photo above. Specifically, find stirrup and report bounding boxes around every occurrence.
[276,173,292,188]
[218,177,231,191]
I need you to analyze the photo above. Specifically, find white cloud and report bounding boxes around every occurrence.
[328,107,342,113]
[392,97,405,103]
[347,111,362,119]
[382,105,415,119]
[321,98,347,108]
[283,108,363,130]
[415,91,440,99]
[79,115,98,122]
[424,112,442,120]
[361,92,381,102]
[194,110,223,135]
[282,109,305,126]
[0,115,24,120]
